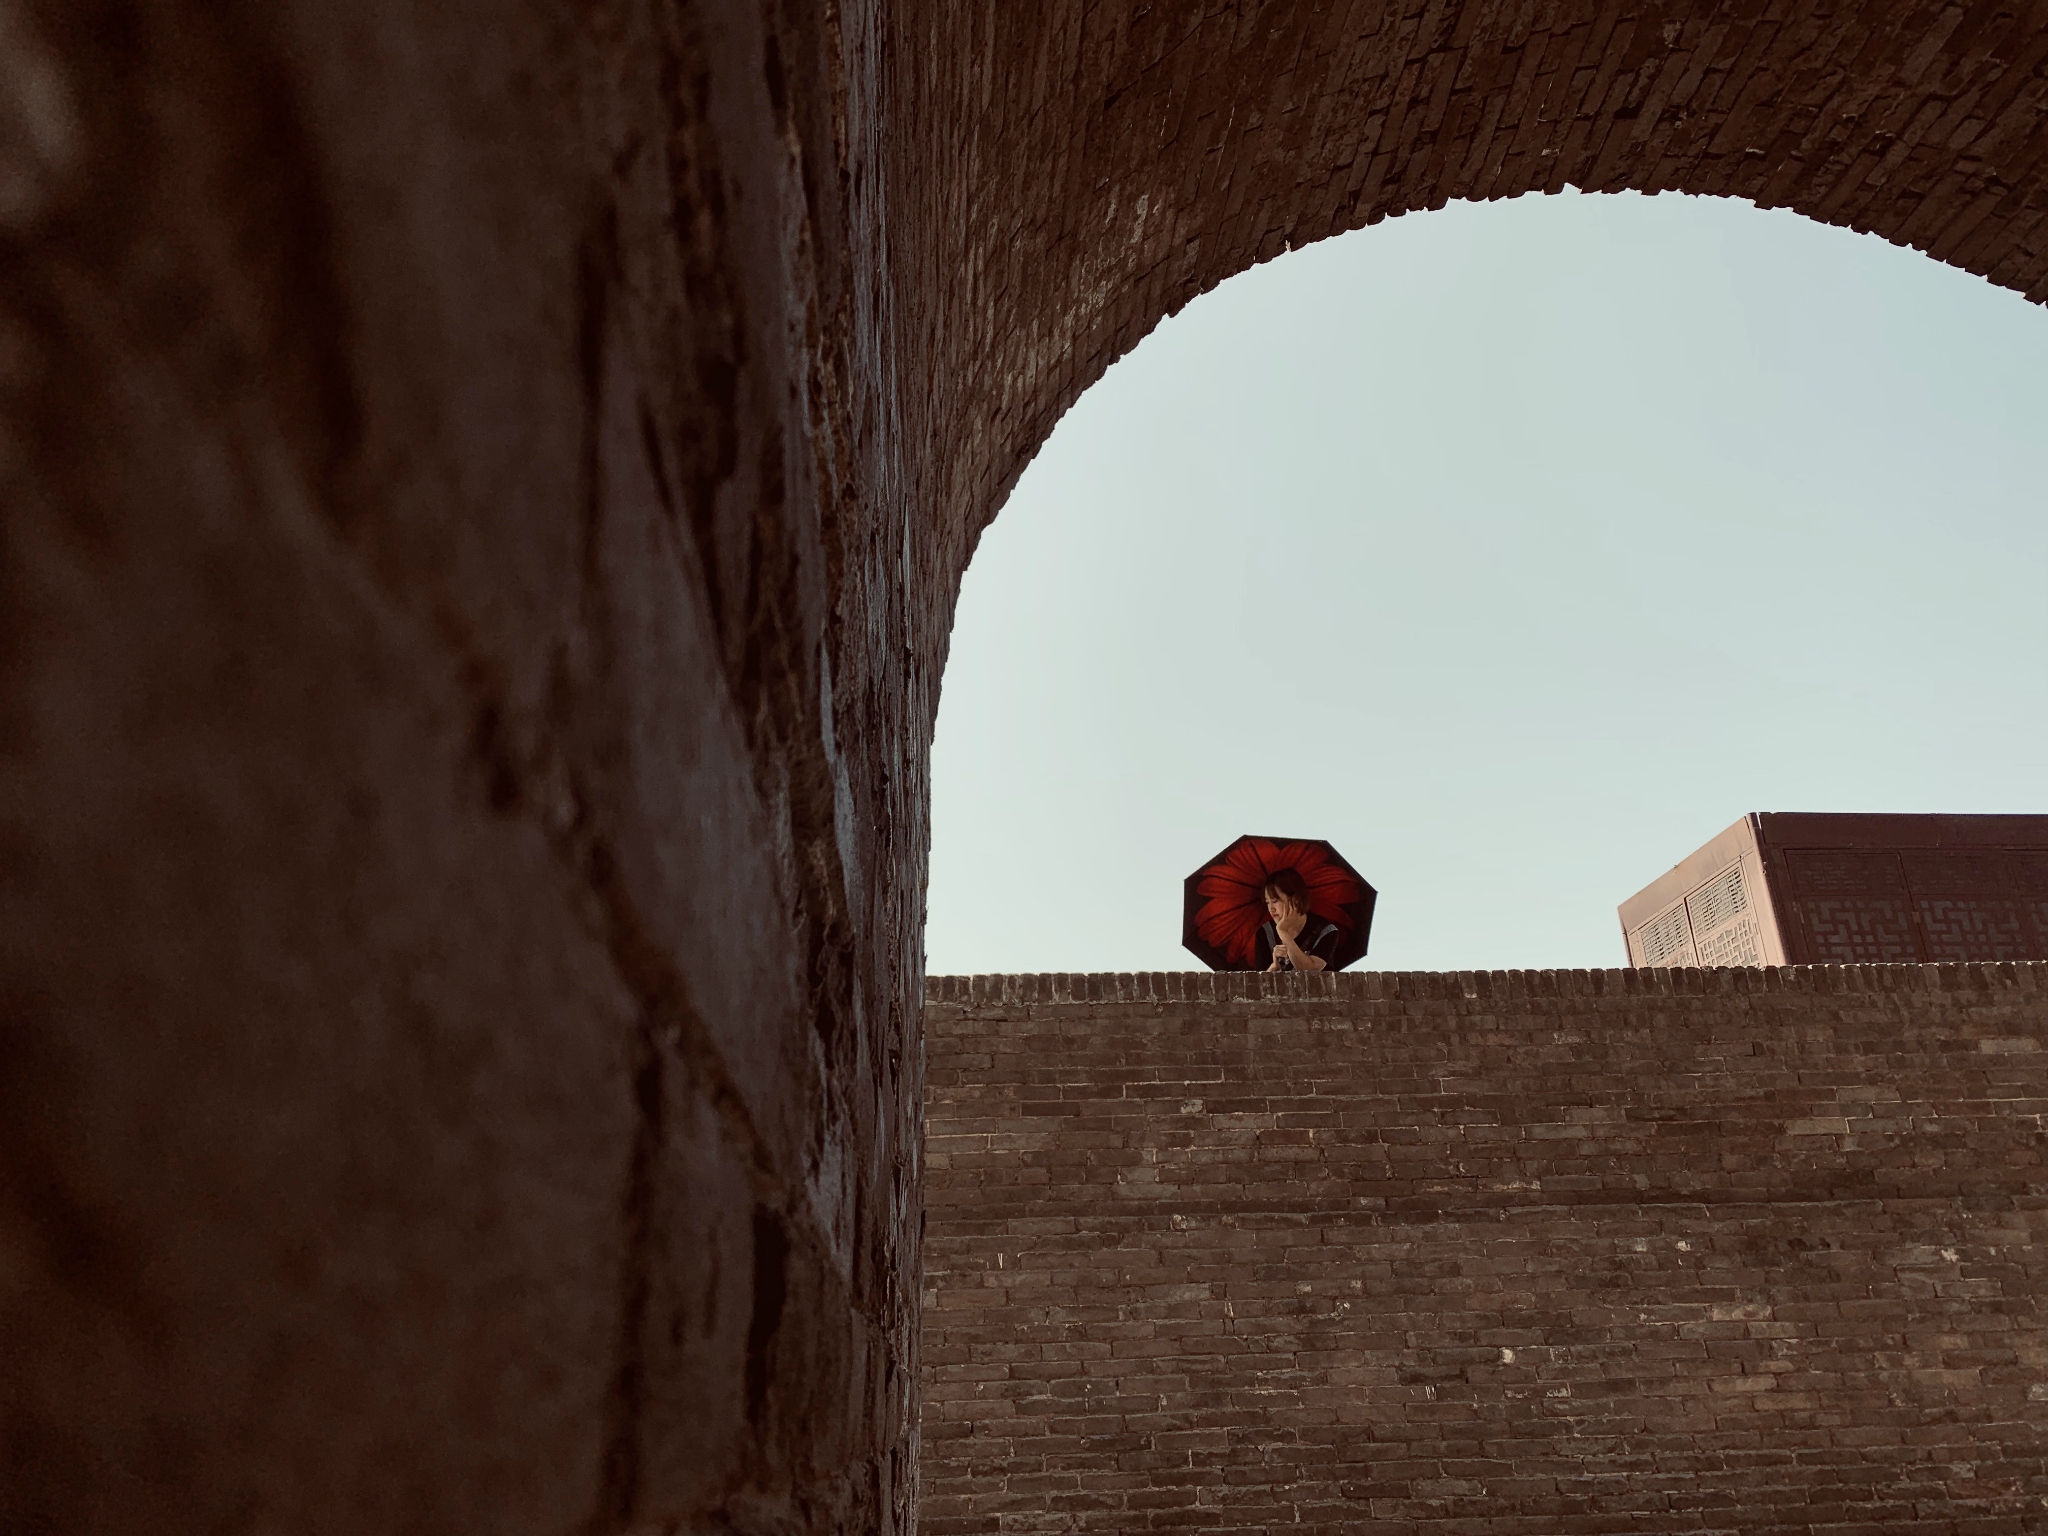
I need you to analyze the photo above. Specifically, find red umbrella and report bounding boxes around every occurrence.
[1182,835,1376,972]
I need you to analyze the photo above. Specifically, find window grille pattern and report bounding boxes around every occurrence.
[2019,856,2048,956]
[1686,864,1748,932]
[1800,899,1922,962]
[1788,849,1919,963]
[1633,838,2048,968]
[1902,853,2009,895]
[1789,849,1906,898]
[1695,917,1762,967]
[1634,901,1696,967]
[1917,898,2030,961]
[1686,863,1760,967]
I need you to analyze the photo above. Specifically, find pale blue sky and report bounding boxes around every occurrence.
[925,188,2048,977]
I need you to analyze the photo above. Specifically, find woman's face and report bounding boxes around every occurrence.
[1264,889,1299,922]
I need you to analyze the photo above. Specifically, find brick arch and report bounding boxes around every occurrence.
[896,0,2047,598]
[889,5,2048,1526]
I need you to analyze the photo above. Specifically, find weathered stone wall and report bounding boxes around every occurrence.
[923,967,2048,1534]
[5,0,2047,1531]
[1,2,920,1531]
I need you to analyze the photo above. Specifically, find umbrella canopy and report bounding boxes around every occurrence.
[1182,835,1377,972]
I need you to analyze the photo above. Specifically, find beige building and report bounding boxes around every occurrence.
[1620,813,2048,967]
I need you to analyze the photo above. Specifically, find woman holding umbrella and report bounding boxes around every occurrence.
[1257,867,1342,973]
[1183,835,1375,973]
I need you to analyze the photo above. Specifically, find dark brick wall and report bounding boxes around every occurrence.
[0,2,918,1531]
[922,967,2048,1534]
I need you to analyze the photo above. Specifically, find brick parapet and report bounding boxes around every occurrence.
[927,962,2048,1011]
[920,965,2048,1534]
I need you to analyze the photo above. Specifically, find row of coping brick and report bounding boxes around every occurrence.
[923,963,2048,1009]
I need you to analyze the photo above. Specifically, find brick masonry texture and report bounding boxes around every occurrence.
[6,1,2048,1531]
[923,966,2048,1534]
[899,0,2048,570]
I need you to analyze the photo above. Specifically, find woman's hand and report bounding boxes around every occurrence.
[1271,900,1325,971]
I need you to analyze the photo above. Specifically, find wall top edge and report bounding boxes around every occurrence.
[923,963,2048,1008]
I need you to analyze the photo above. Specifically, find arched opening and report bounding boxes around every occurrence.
[926,189,2048,974]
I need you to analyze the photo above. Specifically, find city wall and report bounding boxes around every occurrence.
[923,965,2048,1534]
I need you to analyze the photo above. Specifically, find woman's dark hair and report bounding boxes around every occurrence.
[1261,867,1311,907]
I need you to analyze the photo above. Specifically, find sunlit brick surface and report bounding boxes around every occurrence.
[923,966,2048,1533]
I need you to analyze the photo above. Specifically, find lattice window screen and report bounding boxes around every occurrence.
[1634,901,1698,967]
[1786,849,1918,963]
[2009,854,2048,956]
[1916,899,2030,961]
[1899,852,2030,960]
[1685,863,1760,968]
[1686,864,1745,930]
